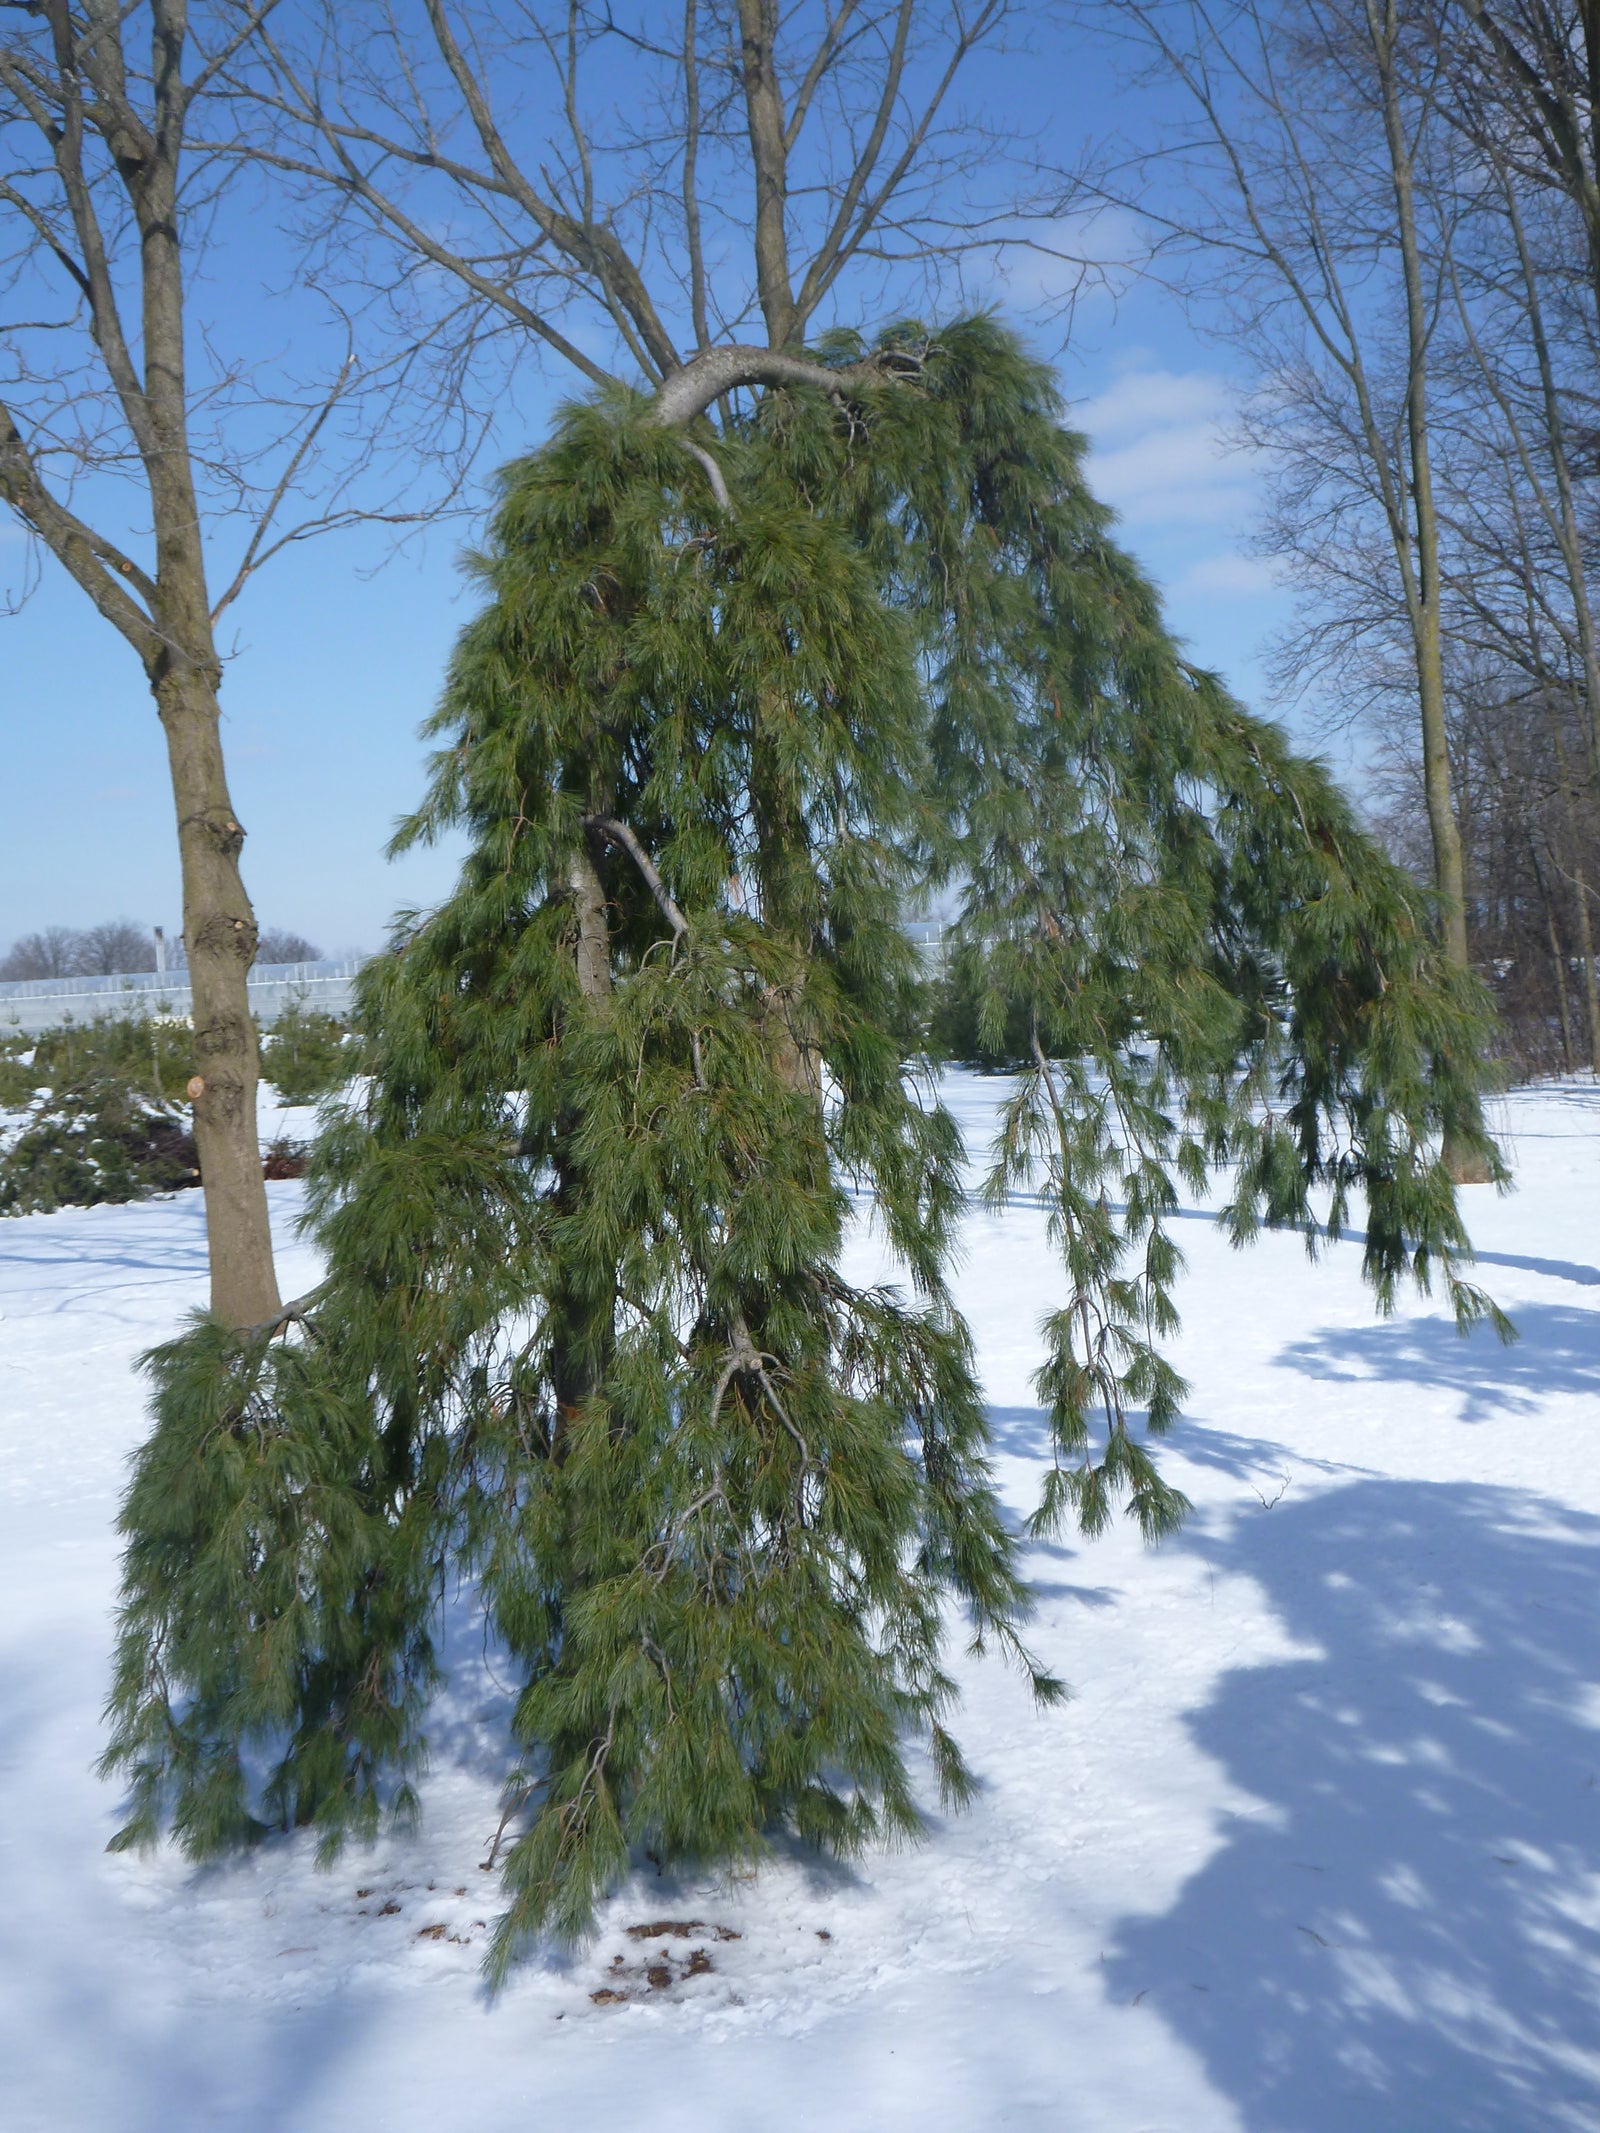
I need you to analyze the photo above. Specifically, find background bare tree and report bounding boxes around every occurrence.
[0,923,93,981]
[1092,0,1512,1150]
[254,927,323,964]
[0,2,453,1322]
[1450,0,1600,333]
[0,917,318,979]
[1368,657,1600,1071]
[1392,0,1600,1067]
[74,919,160,976]
[1082,0,1600,1087]
[1418,166,1600,1064]
[227,2,1065,434]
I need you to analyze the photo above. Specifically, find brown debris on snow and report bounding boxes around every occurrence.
[590,1934,723,2004]
[624,1918,740,1941]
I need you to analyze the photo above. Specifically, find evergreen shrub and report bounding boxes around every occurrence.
[0,1014,202,1214]
[0,1028,34,1109]
[0,1076,199,1214]
[260,1003,356,1106]
[32,1010,194,1103]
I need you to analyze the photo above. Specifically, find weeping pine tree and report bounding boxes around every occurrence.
[103,320,1505,1974]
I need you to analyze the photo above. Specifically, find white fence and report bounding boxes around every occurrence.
[0,958,363,1037]
[0,925,954,1041]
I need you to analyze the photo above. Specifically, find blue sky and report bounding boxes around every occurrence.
[0,15,1310,958]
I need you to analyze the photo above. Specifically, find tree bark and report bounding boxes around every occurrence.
[734,0,798,349]
[548,827,615,1450]
[133,31,281,1323]
[568,836,615,1005]
[1540,877,1576,1069]
[157,665,280,1325]
[1547,711,1600,1072]
[1415,604,1471,969]
[1369,0,1488,1176]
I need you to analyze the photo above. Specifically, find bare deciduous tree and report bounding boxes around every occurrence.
[1418,136,1600,1064]
[254,927,323,965]
[0,3,286,1320]
[227,2,1062,435]
[76,918,159,976]
[1450,0,1600,325]
[1369,657,1600,1073]
[0,924,88,980]
[0,3,453,1320]
[1093,0,1500,1159]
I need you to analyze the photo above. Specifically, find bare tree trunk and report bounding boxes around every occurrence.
[136,46,279,1324]
[1416,603,1472,967]
[1371,0,1467,952]
[735,0,799,349]
[157,664,278,1324]
[1547,712,1600,1070]
[1540,876,1577,1068]
[1367,0,1486,1170]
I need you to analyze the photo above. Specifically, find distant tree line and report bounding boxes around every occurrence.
[1367,669,1600,1076]
[0,923,322,983]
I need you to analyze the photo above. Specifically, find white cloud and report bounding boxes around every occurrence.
[1074,367,1229,439]
[988,207,1145,311]
[1075,364,1261,531]
[1178,552,1283,597]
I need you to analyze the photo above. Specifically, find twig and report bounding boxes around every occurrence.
[482,1776,537,1870]
[1250,1469,1291,1510]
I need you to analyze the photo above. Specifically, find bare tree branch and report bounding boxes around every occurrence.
[586,813,689,939]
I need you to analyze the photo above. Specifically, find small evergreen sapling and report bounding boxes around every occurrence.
[260,1003,356,1106]
[103,321,1505,1974]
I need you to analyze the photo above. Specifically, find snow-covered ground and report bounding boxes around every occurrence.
[3,1075,1599,2132]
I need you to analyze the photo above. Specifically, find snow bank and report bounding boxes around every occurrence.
[3,1075,1598,2131]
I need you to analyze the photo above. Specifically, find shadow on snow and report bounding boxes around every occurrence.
[1277,1302,1600,1422]
[1107,1460,1600,2133]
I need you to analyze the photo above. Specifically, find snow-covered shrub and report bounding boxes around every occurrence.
[0,1014,204,1214]
[0,1076,199,1214]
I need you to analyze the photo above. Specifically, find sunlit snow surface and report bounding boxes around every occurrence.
[3,1076,1600,2132]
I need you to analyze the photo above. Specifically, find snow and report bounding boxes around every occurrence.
[3,1074,1600,2131]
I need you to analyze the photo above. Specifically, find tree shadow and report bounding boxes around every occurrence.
[0,1191,212,1287]
[986,1404,1055,1461]
[418,1584,524,1782]
[1108,1476,1600,2132]
[1277,1303,1600,1422]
